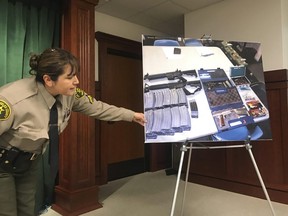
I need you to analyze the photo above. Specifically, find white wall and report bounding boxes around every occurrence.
[94,12,166,80]
[185,0,286,71]
[281,0,288,67]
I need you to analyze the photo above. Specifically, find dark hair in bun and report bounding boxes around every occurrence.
[29,48,79,84]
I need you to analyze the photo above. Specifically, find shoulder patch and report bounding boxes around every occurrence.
[75,88,94,104]
[87,95,94,104]
[0,100,11,120]
[75,88,85,99]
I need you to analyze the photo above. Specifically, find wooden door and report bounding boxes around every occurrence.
[95,32,145,183]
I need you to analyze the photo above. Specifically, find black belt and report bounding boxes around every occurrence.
[0,147,39,161]
[0,147,40,173]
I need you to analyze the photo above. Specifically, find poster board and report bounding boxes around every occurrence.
[142,35,272,143]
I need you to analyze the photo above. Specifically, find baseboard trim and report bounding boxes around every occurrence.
[108,158,145,181]
[188,173,288,205]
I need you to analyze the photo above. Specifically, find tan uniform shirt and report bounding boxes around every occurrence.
[0,76,135,154]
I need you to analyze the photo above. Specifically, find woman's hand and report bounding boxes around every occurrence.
[132,112,146,126]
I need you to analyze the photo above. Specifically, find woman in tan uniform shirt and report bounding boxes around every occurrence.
[0,48,146,216]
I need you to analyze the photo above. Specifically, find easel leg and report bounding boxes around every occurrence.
[245,142,276,216]
[180,142,193,216]
[170,143,188,216]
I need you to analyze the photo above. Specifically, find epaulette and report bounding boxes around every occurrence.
[0,77,38,105]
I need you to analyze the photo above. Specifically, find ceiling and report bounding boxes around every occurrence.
[95,0,224,37]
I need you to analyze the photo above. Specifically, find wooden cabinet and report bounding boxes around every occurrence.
[187,69,288,204]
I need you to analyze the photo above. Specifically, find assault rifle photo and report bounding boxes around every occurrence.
[144,69,197,80]
[144,77,202,95]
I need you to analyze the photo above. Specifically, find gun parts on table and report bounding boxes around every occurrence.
[144,69,197,81]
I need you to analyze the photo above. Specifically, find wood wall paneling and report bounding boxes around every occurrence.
[147,143,172,172]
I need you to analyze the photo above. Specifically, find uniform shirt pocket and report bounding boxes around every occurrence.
[59,107,71,133]
[59,120,68,133]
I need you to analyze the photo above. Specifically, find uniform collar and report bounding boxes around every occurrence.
[37,81,58,109]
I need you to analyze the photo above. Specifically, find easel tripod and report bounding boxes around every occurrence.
[170,137,276,216]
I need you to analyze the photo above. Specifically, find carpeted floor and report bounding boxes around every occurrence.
[45,170,288,216]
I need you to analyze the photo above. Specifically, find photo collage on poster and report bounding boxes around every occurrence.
[142,35,272,143]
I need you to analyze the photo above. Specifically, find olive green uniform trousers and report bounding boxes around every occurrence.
[0,156,41,216]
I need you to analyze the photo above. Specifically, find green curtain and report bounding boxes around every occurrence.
[0,0,25,85]
[0,0,60,84]
[0,0,60,213]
